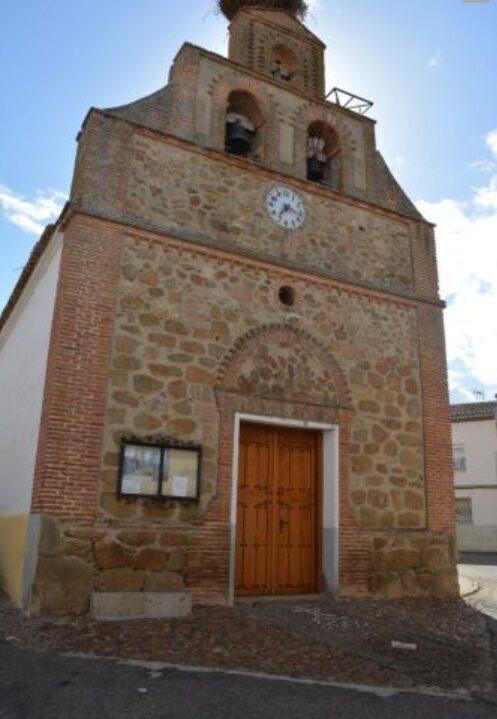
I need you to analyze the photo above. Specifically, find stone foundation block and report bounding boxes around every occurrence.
[90,591,192,621]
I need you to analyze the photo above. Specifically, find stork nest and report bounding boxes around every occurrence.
[218,0,309,21]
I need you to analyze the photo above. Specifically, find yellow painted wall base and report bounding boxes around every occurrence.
[0,515,29,606]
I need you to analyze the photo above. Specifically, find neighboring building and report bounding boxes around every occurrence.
[452,401,497,552]
[0,1,458,616]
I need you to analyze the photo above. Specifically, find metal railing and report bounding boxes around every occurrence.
[326,87,374,116]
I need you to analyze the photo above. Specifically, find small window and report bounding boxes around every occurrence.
[118,440,201,501]
[453,443,467,472]
[278,286,296,307]
[455,497,473,524]
[271,45,296,82]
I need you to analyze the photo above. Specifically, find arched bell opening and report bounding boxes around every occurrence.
[306,121,342,190]
[225,90,264,158]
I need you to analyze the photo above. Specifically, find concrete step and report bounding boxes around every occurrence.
[91,591,192,621]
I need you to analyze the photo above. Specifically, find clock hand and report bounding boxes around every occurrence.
[279,203,293,218]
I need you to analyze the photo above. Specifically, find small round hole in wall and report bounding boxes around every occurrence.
[279,286,296,307]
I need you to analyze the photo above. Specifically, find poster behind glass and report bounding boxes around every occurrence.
[121,444,161,496]
[161,448,199,499]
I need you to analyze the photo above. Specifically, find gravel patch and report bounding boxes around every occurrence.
[1,593,494,692]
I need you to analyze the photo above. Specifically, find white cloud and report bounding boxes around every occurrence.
[417,128,497,402]
[469,159,495,174]
[427,50,442,68]
[487,129,497,158]
[474,175,497,210]
[306,0,325,15]
[0,185,66,235]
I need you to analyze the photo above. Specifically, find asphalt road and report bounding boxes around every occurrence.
[0,643,495,719]
[460,553,497,567]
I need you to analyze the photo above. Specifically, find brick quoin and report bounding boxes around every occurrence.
[418,305,456,535]
[31,217,123,523]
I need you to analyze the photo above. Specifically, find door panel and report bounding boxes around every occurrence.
[235,425,273,596]
[275,430,318,594]
[235,424,320,597]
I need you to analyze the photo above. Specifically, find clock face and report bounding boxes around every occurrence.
[266,186,306,230]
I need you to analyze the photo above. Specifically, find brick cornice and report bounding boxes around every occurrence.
[63,205,446,310]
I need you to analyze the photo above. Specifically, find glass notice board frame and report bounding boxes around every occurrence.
[117,439,201,502]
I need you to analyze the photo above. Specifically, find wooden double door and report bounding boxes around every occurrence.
[235,423,321,597]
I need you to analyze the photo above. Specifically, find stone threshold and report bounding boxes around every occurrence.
[236,593,326,604]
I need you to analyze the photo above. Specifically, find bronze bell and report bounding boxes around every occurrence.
[226,121,254,156]
[307,156,326,183]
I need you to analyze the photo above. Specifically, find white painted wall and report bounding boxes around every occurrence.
[455,487,497,526]
[452,416,497,550]
[0,234,62,514]
[452,419,497,488]
[457,523,497,552]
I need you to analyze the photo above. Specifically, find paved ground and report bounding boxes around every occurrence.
[1,591,494,693]
[459,554,497,621]
[0,643,496,719]
[2,563,497,717]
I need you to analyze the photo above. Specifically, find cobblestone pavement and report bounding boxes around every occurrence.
[1,593,495,697]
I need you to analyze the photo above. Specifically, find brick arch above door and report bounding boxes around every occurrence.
[217,323,352,410]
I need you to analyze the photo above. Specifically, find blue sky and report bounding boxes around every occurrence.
[1,0,496,402]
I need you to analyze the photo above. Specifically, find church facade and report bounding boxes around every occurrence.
[0,4,458,615]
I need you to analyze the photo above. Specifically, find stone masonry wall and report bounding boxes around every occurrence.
[123,137,413,294]
[101,233,425,525]
[30,516,189,616]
